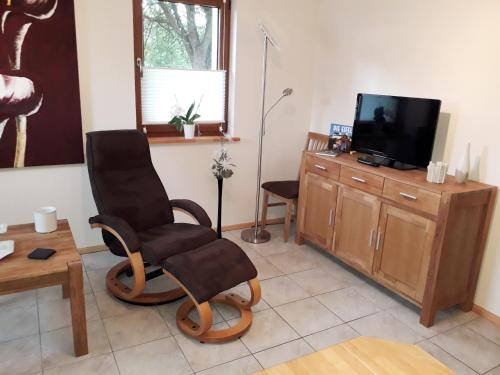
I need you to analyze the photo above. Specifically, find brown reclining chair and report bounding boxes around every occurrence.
[86,130,261,343]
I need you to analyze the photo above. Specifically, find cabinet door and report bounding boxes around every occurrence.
[333,187,381,274]
[374,204,436,302]
[299,172,338,249]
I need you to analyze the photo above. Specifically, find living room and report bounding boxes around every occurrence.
[0,0,499,374]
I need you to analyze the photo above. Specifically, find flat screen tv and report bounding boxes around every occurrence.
[351,94,441,169]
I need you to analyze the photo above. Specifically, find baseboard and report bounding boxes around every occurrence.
[220,218,285,232]
[473,304,500,326]
[78,218,286,255]
[78,244,107,255]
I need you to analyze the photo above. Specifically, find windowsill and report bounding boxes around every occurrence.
[147,135,241,145]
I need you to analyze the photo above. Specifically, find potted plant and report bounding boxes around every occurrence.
[169,102,200,139]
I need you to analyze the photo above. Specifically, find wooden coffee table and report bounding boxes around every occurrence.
[0,220,88,356]
[254,337,452,374]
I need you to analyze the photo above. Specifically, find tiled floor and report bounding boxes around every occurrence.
[1,223,499,375]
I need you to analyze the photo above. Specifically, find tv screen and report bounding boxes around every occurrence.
[351,94,441,168]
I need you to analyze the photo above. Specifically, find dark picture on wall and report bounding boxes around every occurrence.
[0,0,83,169]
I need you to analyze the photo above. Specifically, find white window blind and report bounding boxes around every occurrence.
[141,68,226,125]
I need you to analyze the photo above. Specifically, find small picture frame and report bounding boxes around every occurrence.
[329,123,353,152]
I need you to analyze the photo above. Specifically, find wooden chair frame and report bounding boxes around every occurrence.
[165,272,261,343]
[261,132,330,241]
[91,208,262,342]
[90,222,186,305]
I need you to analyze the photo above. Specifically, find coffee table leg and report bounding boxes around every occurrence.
[62,283,70,299]
[68,260,88,356]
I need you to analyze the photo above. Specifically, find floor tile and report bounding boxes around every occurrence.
[353,282,402,310]
[174,322,250,372]
[114,337,192,375]
[275,298,342,336]
[43,353,119,375]
[94,290,148,319]
[486,366,500,375]
[348,311,424,344]
[251,258,284,280]
[254,339,313,369]
[0,290,36,309]
[288,268,349,296]
[157,297,225,335]
[157,298,190,335]
[386,303,441,338]
[266,250,321,274]
[249,236,302,257]
[304,324,359,351]
[260,276,310,307]
[417,341,478,375]
[41,319,111,370]
[431,326,500,373]
[0,305,38,342]
[465,317,500,345]
[235,309,299,353]
[82,252,122,272]
[103,309,170,351]
[196,355,262,375]
[39,293,100,332]
[86,268,108,293]
[316,287,379,322]
[321,260,367,287]
[433,309,479,332]
[215,284,270,320]
[0,335,41,375]
[37,274,92,304]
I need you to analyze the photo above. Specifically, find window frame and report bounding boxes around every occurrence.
[133,0,231,137]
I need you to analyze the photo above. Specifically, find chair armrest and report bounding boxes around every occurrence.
[89,215,142,253]
[170,199,212,228]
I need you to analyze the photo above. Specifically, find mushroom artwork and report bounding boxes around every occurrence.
[0,0,58,167]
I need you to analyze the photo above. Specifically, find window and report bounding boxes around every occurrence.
[133,0,231,137]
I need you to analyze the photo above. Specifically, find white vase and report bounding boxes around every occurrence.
[455,143,470,184]
[183,124,195,139]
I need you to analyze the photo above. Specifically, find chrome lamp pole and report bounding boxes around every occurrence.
[241,24,293,244]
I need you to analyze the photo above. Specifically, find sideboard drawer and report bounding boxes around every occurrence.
[305,155,340,180]
[383,179,441,216]
[340,166,384,195]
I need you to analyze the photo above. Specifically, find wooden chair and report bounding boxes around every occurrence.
[261,132,330,241]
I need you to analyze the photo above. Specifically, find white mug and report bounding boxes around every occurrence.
[34,207,57,233]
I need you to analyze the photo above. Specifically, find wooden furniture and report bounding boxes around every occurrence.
[253,337,453,374]
[87,130,261,343]
[261,132,329,242]
[0,220,88,356]
[296,151,497,326]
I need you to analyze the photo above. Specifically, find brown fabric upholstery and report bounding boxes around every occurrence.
[86,130,175,257]
[170,199,212,228]
[162,239,258,304]
[139,223,217,265]
[89,215,142,253]
[262,180,299,199]
[86,130,258,302]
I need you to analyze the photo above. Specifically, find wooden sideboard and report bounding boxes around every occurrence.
[296,151,497,326]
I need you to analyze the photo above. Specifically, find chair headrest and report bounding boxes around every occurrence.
[86,130,150,171]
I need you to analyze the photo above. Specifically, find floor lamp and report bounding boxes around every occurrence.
[241,24,294,244]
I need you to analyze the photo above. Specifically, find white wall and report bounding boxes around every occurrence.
[0,0,317,247]
[310,0,500,315]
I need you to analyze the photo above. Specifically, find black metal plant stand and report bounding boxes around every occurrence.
[217,177,223,239]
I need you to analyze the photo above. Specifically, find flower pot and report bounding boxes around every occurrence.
[183,124,195,139]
